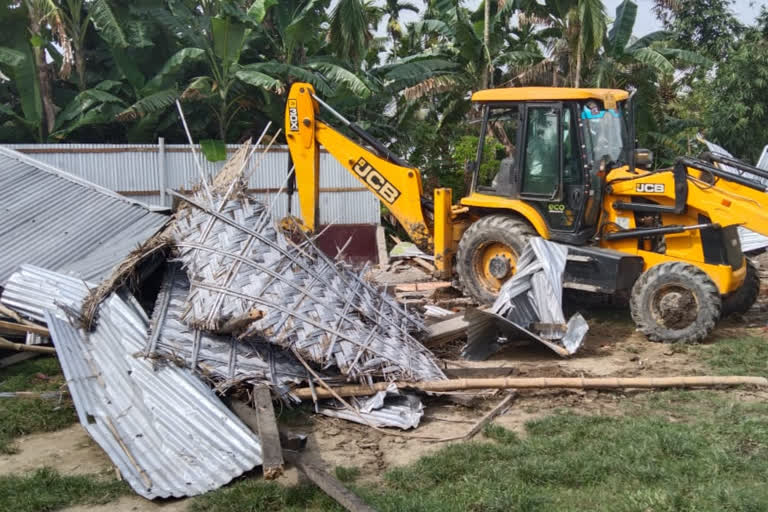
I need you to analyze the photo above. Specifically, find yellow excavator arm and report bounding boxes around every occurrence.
[285,83,434,251]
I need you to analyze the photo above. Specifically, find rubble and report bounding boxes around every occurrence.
[146,264,308,397]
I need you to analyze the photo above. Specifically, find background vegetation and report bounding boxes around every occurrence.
[1,0,767,190]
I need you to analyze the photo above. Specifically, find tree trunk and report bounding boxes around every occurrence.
[481,0,491,89]
[574,34,583,88]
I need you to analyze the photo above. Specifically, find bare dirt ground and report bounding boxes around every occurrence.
[5,255,768,510]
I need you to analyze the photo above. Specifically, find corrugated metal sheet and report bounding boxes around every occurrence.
[3,143,380,224]
[463,238,587,360]
[318,386,424,430]
[0,146,168,286]
[2,264,263,499]
[758,145,768,171]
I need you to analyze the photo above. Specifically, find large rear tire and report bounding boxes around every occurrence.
[630,262,721,343]
[456,215,534,304]
[721,260,760,316]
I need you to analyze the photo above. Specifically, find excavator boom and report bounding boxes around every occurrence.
[284,83,433,250]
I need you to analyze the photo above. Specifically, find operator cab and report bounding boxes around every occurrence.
[462,87,632,244]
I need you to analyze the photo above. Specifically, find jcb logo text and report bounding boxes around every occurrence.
[288,100,299,131]
[353,158,401,204]
[636,183,665,193]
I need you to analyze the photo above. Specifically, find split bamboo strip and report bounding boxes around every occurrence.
[292,375,768,400]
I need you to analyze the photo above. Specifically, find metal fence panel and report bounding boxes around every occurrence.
[4,143,379,224]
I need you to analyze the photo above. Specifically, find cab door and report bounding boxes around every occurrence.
[519,103,587,236]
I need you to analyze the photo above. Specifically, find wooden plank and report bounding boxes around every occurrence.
[0,352,38,369]
[376,225,389,267]
[412,257,436,273]
[440,393,517,442]
[253,385,284,480]
[284,452,377,512]
[394,281,452,292]
[0,319,50,337]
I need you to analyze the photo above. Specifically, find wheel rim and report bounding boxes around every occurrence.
[650,283,699,330]
[472,242,518,294]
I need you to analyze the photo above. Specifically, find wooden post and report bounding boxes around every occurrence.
[376,225,388,267]
[158,137,167,206]
[253,385,284,479]
[284,452,377,512]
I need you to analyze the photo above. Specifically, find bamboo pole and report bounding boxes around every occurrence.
[292,376,768,400]
[0,337,56,354]
[0,319,50,337]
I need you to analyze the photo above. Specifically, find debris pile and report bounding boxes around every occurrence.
[0,142,445,499]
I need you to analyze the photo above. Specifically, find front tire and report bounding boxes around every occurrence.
[721,260,760,316]
[456,215,534,304]
[630,262,721,343]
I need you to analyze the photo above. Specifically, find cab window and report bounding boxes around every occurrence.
[522,106,560,196]
[473,105,520,192]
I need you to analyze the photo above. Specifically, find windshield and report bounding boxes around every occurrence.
[581,101,629,167]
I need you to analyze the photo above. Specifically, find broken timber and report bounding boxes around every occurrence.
[292,375,768,400]
[284,452,377,512]
[253,385,284,479]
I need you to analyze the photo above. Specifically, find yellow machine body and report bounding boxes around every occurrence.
[284,81,768,300]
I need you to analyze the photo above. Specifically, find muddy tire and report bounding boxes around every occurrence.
[721,260,760,316]
[456,215,534,304]
[630,262,721,343]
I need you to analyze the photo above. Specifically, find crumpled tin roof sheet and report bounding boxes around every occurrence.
[1,264,263,499]
[0,146,168,286]
[758,145,768,171]
[317,384,424,430]
[463,238,587,359]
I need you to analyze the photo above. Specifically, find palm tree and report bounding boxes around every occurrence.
[517,0,607,87]
[383,0,419,58]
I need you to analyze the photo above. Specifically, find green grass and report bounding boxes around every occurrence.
[334,465,361,483]
[0,468,129,512]
[697,336,768,375]
[190,393,768,512]
[0,357,77,453]
[189,478,342,512]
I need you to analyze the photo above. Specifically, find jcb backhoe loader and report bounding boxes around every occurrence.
[284,82,768,344]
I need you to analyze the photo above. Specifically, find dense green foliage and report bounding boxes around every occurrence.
[1,0,766,180]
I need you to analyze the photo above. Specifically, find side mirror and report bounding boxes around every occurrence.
[634,148,653,169]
